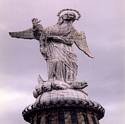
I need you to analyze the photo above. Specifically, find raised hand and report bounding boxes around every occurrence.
[32,18,41,26]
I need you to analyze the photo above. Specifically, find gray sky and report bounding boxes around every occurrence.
[0,0,125,124]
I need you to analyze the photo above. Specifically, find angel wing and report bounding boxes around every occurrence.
[9,28,35,39]
[74,32,94,58]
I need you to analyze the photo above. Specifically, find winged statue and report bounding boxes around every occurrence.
[9,9,93,84]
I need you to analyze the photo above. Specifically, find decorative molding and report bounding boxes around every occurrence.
[23,89,105,122]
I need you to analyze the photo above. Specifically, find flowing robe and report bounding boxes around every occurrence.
[40,24,78,83]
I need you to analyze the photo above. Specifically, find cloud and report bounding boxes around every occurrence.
[0,89,33,111]
[101,101,125,124]
[0,88,34,124]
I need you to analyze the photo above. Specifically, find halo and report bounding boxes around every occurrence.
[57,9,81,20]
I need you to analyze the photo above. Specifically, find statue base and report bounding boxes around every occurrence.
[22,89,105,124]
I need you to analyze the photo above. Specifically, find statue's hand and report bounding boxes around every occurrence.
[32,18,41,26]
[31,18,44,40]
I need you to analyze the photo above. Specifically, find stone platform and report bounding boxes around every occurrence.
[22,89,105,124]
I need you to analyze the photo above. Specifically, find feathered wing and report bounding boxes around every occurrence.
[74,32,94,58]
[9,28,35,39]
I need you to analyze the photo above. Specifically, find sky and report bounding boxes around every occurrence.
[0,0,125,124]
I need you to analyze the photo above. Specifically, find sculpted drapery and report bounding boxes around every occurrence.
[42,24,78,83]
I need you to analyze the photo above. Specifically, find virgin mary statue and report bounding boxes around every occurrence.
[9,9,93,84]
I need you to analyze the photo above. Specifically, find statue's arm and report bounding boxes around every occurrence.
[9,28,35,39]
[9,18,45,40]
[47,36,72,45]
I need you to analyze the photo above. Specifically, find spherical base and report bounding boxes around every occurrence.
[22,89,105,124]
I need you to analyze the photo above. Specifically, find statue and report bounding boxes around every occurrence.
[9,9,93,96]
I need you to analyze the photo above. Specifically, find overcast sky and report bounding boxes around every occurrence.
[0,0,125,124]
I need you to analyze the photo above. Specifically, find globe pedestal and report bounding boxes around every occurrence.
[22,89,104,124]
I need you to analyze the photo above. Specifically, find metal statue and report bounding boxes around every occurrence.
[9,9,93,87]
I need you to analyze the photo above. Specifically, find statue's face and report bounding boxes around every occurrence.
[61,12,76,21]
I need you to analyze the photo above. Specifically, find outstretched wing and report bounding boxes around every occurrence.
[74,32,94,58]
[9,28,35,39]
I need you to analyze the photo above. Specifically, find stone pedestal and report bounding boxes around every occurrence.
[22,89,104,124]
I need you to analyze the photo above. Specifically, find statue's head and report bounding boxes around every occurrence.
[61,12,76,21]
[57,9,81,24]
